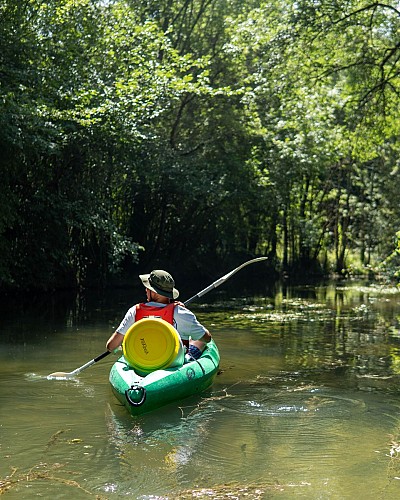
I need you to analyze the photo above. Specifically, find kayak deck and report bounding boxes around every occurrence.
[109,340,220,416]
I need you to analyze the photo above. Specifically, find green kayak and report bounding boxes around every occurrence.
[109,340,220,416]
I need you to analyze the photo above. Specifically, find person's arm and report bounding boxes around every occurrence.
[175,305,211,343]
[106,331,124,352]
[107,305,136,352]
[188,329,212,353]
[199,329,212,343]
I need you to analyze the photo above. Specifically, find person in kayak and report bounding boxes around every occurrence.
[106,269,212,360]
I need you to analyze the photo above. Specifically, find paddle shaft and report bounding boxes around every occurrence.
[47,350,111,378]
[48,256,267,378]
[184,257,268,305]
[72,350,111,375]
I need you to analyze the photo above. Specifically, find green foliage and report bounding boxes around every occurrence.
[0,0,400,289]
[380,231,400,281]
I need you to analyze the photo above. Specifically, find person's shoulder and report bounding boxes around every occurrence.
[175,303,194,315]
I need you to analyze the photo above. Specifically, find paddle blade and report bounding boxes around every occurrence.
[47,371,76,380]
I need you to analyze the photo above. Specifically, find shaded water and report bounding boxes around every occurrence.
[2,281,400,498]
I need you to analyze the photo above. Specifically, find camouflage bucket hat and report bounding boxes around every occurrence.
[139,270,179,299]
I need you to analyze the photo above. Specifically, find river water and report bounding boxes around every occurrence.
[1,280,400,498]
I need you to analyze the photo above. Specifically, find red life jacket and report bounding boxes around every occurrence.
[135,302,189,348]
[135,302,176,323]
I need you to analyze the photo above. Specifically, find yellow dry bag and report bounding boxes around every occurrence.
[122,318,184,374]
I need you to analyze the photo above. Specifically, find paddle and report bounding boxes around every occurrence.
[47,351,111,379]
[184,256,268,305]
[47,256,268,379]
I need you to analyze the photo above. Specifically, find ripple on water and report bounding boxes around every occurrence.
[214,383,366,419]
[178,387,393,483]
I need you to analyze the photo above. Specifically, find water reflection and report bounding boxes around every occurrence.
[2,280,400,498]
[196,281,400,393]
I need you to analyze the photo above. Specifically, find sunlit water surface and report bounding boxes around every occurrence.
[1,281,400,498]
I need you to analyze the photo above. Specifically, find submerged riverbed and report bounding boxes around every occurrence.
[1,280,400,498]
